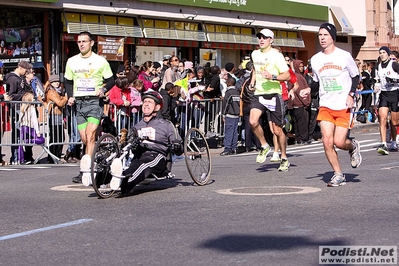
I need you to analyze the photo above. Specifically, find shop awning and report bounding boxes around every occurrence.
[67,22,143,37]
[207,32,258,45]
[273,37,305,48]
[329,6,354,34]
[143,28,207,41]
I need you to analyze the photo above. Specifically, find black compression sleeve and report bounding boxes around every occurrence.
[350,75,360,93]
[65,78,73,97]
[311,81,319,94]
[103,77,115,92]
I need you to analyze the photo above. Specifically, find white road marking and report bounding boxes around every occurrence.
[0,219,93,241]
[51,184,94,192]
[217,186,321,196]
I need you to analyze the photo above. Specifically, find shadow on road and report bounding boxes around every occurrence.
[198,234,348,253]
[305,171,361,185]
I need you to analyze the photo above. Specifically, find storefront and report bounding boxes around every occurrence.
[1,0,338,76]
[0,9,47,78]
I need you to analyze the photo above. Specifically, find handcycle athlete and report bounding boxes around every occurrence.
[81,91,184,197]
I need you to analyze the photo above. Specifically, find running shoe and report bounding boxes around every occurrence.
[256,145,271,163]
[328,173,346,187]
[377,144,389,155]
[389,141,398,151]
[72,173,82,183]
[81,154,92,186]
[278,159,290,172]
[349,139,362,168]
[110,158,124,190]
[270,152,281,162]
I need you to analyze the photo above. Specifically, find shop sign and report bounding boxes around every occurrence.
[63,34,76,41]
[0,26,43,67]
[97,36,124,61]
[139,39,150,45]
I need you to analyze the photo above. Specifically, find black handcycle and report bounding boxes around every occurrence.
[86,127,211,198]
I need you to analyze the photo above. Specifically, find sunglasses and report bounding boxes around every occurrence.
[258,35,271,40]
[172,58,179,62]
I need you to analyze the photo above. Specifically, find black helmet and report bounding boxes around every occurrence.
[142,90,163,108]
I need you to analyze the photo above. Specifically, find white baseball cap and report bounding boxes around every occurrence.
[256,29,274,39]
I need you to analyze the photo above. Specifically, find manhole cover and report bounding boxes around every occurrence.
[217,186,321,196]
[51,184,93,192]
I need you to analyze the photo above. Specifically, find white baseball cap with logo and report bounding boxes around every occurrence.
[256,29,274,39]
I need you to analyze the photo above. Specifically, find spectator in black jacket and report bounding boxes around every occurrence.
[203,65,222,136]
[220,77,240,156]
[160,82,175,123]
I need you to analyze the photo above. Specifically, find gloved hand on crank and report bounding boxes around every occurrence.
[126,128,142,150]
[172,140,184,156]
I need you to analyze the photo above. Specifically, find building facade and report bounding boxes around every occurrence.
[0,0,374,80]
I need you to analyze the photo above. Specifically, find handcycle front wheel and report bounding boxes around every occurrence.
[184,128,211,186]
[91,133,120,198]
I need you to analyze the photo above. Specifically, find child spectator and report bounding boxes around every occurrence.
[18,92,44,164]
[220,77,240,156]
[130,78,143,127]
[43,74,68,163]
[160,82,175,122]
[109,76,131,132]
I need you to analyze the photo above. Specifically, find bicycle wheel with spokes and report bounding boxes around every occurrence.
[184,128,211,185]
[91,133,120,198]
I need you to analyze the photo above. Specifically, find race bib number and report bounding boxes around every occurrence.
[76,78,96,94]
[141,127,156,141]
[320,76,342,92]
[259,96,276,111]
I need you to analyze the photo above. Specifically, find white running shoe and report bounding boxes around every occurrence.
[110,158,124,190]
[328,173,346,187]
[349,139,362,168]
[80,154,92,186]
[270,152,281,162]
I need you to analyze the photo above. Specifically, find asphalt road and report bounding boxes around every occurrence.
[1,122,398,266]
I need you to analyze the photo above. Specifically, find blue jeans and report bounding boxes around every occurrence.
[223,117,239,151]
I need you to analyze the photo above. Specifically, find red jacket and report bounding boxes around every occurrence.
[108,85,131,120]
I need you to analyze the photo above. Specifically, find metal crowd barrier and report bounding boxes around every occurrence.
[182,98,224,139]
[108,98,224,140]
[0,98,224,165]
[0,100,48,164]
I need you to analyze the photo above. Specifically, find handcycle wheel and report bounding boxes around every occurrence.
[91,133,120,198]
[184,128,211,185]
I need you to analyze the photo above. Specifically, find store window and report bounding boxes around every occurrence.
[155,20,169,29]
[104,16,117,25]
[118,17,134,26]
[143,19,154,28]
[215,25,229,33]
[81,14,99,23]
[0,9,44,70]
